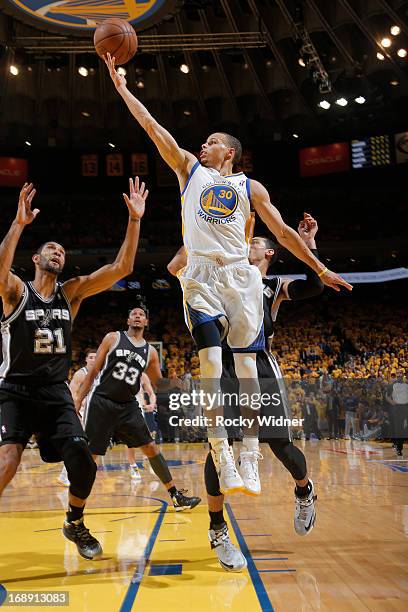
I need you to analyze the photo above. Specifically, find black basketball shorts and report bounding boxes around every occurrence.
[221,349,292,441]
[0,380,86,461]
[83,393,153,455]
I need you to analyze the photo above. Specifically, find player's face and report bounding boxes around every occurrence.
[86,353,97,367]
[128,308,148,329]
[200,133,234,168]
[249,237,272,264]
[33,242,66,275]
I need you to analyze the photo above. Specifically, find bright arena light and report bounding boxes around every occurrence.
[397,48,407,58]
[381,37,392,48]
[376,52,385,60]
[355,96,366,104]
[108,142,115,148]
[117,67,127,76]
[318,100,331,109]
[78,66,89,77]
[9,65,19,76]
[391,26,401,36]
[180,63,190,74]
[293,133,299,139]
[336,97,348,107]
[298,57,306,67]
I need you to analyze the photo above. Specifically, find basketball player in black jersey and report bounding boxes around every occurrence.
[168,212,323,570]
[0,178,148,560]
[76,306,201,511]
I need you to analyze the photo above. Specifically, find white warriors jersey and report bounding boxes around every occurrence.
[181,162,253,263]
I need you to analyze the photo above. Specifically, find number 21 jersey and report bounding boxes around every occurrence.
[92,332,149,403]
[0,281,72,385]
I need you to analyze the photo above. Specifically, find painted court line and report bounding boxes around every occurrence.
[226,503,274,612]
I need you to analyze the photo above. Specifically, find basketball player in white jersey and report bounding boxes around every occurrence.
[105,53,352,495]
[57,349,97,487]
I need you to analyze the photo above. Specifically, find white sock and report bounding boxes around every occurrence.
[241,437,259,452]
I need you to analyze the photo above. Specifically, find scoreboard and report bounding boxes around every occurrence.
[351,135,392,169]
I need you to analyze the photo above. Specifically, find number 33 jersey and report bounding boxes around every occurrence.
[91,332,149,403]
[0,281,72,385]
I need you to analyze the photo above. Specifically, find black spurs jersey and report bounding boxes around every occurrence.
[92,332,150,403]
[262,276,283,343]
[0,281,72,385]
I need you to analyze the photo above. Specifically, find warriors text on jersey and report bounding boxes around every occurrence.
[92,332,150,403]
[181,162,252,263]
[0,282,72,385]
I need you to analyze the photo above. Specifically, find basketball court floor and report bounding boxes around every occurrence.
[0,440,407,611]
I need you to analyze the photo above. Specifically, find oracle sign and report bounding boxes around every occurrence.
[300,142,350,177]
[0,157,28,187]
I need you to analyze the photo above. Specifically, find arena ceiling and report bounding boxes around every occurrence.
[0,0,408,149]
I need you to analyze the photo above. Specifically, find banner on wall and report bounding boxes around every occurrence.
[106,154,124,177]
[0,157,28,187]
[300,142,350,177]
[81,154,98,177]
[131,153,149,176]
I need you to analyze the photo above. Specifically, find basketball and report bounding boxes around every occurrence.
[94,18,138,66]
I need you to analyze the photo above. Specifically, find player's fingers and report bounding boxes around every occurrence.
[27,189,36,204]
[143,189,149,201]
[32,208,40,218]
[140,181,145,194]
[129,177,134,195]
[134,176,139,192]
[123,193,131,207]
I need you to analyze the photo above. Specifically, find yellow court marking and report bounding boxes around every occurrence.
[0,504,265,612]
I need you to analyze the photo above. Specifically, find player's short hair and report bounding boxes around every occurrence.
[85,348,97,357]
[128,304,149,318]
[258,236,279,265]
[35,242,64,255]
[219,133,243,164]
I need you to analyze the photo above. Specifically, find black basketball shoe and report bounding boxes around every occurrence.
[62,518,103,560]
[172,489,201,511]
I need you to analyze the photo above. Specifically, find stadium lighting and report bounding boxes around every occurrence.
[336,97,348,107]
[376,52,385,60]
[117,67,127,76]
[78,66,88,77]
[390,26,401,36]
[390,80,399,86]
[183,110,192,116]
[355,96,366,104]
[292,133,299,139]
[108,142,115,148]
[136,78,145,89]
[381,37,392,48]
[180,63,190,74]
[397,48,407,58]
[298,57,306,67]
[81,111,91,118]
[318,100,331,110]
[25,141,31,146]
[9,65,19,76]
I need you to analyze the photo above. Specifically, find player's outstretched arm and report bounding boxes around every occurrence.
[75,333,117,411]
[141,372,157,411]
[280,213,324,301]
[0,183,38,309]
[104,53,196,181]
[251,180,352,292]
[145,346,182,392]
[167,246,187,277]
[63,177,148,318]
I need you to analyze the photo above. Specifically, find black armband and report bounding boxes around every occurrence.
[287,249,324,301]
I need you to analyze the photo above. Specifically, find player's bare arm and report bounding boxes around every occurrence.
[63,177,148,319]
[144,346,182,392]
[250,180,352,292]
[104,53,196,189]
[0,183,38,316]
[167,246,187,277]
[75,333,117,411]
[141,372,157,411]
[69,368,87,412]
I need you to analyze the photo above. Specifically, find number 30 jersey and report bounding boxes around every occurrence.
[92,332,149,403]
[0,281,72,385]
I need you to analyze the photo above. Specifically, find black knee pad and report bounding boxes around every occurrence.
[59,436,97,500]
[204,451,222,497]
[268,439,307,481]
[193,320,223,351]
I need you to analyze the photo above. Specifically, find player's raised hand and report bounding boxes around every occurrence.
[103,52,127,90]
[298,212,318,240]
[123,176,149,220]
[15,182,39,226]
[320,269,353,292]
